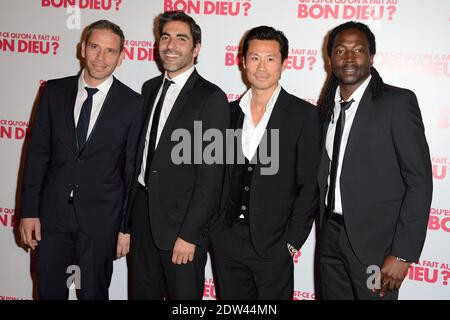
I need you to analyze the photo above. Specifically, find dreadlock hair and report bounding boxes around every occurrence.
[319,21,387,121]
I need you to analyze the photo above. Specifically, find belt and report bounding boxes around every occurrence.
[329,212,344,225]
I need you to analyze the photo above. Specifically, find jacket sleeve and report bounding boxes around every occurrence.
[286,106,323,250]
[20,83,53,219]
[389,90,433,263]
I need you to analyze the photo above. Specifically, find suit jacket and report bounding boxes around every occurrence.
[20,75,144,236]
[317,79,433,265]
[212,88,322,258]
[126,69,229,250]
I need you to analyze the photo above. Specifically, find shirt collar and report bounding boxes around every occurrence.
[335,74,372,104]
[79,69,114,95]
[239,84,282,118]
[164,65,195,89]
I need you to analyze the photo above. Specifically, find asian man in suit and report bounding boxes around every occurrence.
[210,26,322,300]
[19,20,143,299]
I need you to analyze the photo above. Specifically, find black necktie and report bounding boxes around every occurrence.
[144,79,173,184]
[326,99,354,217]
[77,87,98,148]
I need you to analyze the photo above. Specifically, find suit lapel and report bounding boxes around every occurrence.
[341,81,374,173]
[155,70,199,155]
[322,121,330,149]
[143,76,164,129]
[228,102,244,179]
[264,88,290,131]
[253,88,290,176]
[63,77,79,153]
[134,75,163,168]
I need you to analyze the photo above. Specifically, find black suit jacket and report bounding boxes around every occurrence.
[126,70,229,250]
[20,75,144,236]
[317,80,433,265]
[212,88,322,258]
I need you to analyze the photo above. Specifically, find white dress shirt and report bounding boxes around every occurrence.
[325,75,372,214]
[138,66,195,186]
[74,69,113,139]
[239,85,281,161]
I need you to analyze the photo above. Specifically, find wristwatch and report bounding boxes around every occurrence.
[395,256,410,263]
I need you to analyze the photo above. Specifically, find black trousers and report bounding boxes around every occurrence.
[130,187,207,300]
[211,221,293,300]
[36,202,116,300]
[319,216,399,300]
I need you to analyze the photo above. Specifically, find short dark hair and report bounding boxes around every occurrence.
[326,21,376,57]
[242,26,289,62]
[84,20,125,52]
[157,10,202,46]
[157,11,202,64]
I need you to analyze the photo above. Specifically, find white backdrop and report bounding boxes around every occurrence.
[0,0,449,300]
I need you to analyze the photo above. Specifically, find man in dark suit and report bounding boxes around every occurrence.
[210,26,322,300]
[318,21,433,300]
[127,11,229,300]
[19,20,143,299]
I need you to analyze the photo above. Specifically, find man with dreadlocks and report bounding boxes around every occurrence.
[317,21,432,300]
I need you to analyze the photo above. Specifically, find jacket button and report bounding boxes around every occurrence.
[244,186,250,191]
